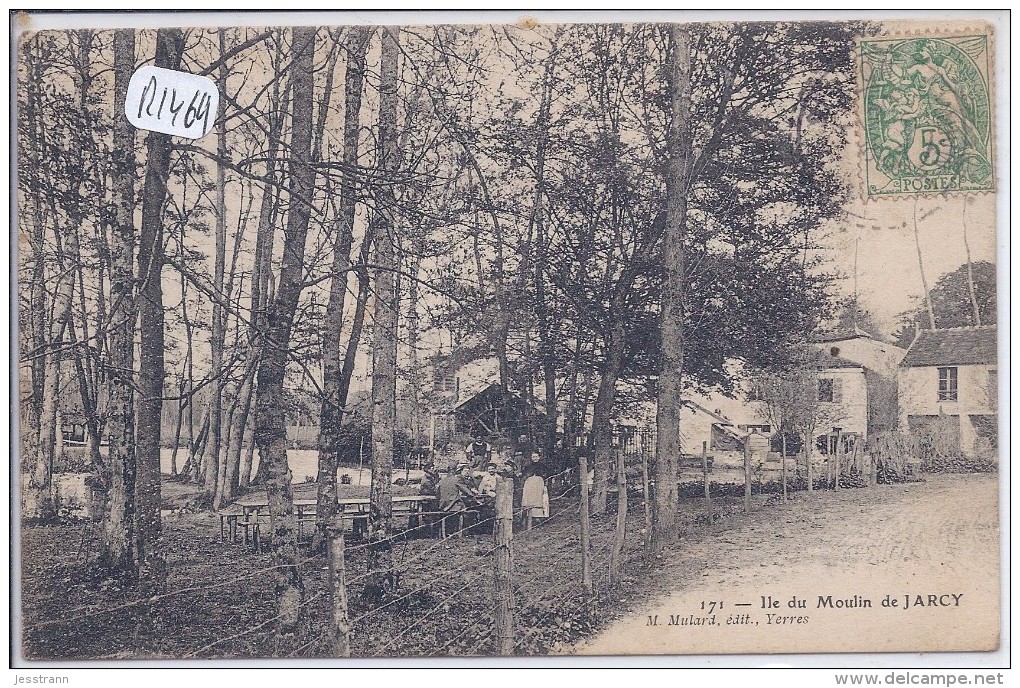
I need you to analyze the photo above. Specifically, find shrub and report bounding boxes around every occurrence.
[867,431,918,479]
[923,452,997,474]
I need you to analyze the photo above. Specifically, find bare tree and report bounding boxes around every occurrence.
[252,25,316,635]
[99,27,138,573]
[136,28,186,569]
[203,29,230,504]
[316,26,372,541]
[367,25,400,589]
[653,23,692,546]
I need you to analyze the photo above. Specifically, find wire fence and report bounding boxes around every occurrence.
[21,438,878,660]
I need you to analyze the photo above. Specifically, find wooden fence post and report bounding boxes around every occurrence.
[609,456,628,585]
[701,441,713,526]
[743,437,752,513]
[494,474,514,656]
[326,522,351,657]
[578,454,592,593]
[641,444,652,549]
[824,436,831,488]
[780,434,788,502]
[804,433,813,493]
[834,429,843,491]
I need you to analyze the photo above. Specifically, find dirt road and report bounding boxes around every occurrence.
[577,473,1001,656]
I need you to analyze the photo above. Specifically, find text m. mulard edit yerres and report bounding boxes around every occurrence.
[649,593,965,626]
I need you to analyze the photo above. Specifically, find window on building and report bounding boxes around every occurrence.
[818,378,834,403]
[433,371,456,392]
[937,366,958,402]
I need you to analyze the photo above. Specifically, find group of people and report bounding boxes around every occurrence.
[417,438,552,531]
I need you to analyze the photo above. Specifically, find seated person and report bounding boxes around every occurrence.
[437,464,478,512]
[456,463,481,495]
[477,462,499,497]
[419,461,440,498]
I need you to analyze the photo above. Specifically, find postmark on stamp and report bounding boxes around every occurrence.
[858,33,994,198]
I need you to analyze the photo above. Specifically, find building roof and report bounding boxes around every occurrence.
[808,347,865,370]
[453,383,545,415]
[682,400,730,423]
[900,326,998,367]
[811,325,878,344]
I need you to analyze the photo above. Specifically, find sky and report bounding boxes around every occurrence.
[822,192,998,339]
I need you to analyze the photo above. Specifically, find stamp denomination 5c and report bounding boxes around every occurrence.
[858,33,994,198]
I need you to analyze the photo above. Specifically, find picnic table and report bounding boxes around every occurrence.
[219,484,438,550]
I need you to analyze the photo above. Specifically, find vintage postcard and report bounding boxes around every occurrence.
[12,11,1005,665]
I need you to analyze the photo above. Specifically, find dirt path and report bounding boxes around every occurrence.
[577,474,1001,656]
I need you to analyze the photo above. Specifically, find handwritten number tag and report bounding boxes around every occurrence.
[124,66,219,139]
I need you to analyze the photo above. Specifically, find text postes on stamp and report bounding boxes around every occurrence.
[858,34,993,198]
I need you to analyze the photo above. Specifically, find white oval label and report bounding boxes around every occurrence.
[124,66,218,139]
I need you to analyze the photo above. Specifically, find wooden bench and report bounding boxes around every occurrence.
[218,507,264,552]
[225,494,441,545]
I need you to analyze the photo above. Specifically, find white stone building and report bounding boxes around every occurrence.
[898,326,998,454]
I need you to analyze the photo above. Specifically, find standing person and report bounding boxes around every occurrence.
[521,451,549,530]
[522,450,549,480]
[465,437,491,470]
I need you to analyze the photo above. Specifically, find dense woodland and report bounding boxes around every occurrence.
[19,22,875,637]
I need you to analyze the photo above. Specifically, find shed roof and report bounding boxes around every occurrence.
[811,325,877,344]
[900,326,998,367]
[808,347,866,370]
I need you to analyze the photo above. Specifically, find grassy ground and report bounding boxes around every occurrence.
[19,471,988,659]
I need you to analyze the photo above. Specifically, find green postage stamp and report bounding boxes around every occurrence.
[858,33,994,197]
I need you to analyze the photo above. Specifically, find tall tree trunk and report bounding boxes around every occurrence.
[68,311,105,477]
[405,252,424,468]
[222,360,256,495]
[250,30,288,331]
[531,44,559,464]
[99,27,138,574]
[912,198,936,330]
[68,30,105,480]
[337,231,374,416]
[591,305,627,515]
[561,334,585,464]
[170,376,187,476]
[136,28,186,568]
[315,26,371,542]
[30,309,66,522]
[367,26,400,584]
[238,425,256,488]
[252,24,316,637]
[180,272,197,479]
[653,24,691,547]
[20,36,48,517]
[248,34,289,487]
[961,202,981,326]
[206,30,230,504]
[451,134,513,431]
[30,212,81,521]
